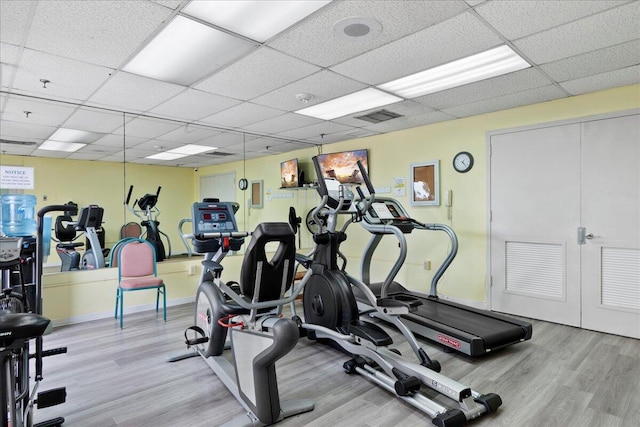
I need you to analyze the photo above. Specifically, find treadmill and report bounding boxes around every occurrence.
[355,196,532,357]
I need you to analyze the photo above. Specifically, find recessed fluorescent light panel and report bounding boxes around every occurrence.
[123,15,256,86]
[38,127,105,152]
[183,0,332,42]
[378,45,531,98]
[145,152,186,161]
[38,141,86,152]
[145,144,215,161]
[168,144,215,155]
[296,88,403,120]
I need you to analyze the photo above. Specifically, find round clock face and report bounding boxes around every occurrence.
[453,151,474,173]
[238,178,248,190]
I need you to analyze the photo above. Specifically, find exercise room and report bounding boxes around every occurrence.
[1,1,638,426]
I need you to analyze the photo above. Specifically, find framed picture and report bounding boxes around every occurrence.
[250,180,263,209]
[410,160,439,206]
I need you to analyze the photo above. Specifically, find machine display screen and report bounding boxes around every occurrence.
[191,202,238,234]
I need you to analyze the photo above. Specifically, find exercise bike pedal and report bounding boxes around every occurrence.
[184,326,209,346]
[36,387,67,409]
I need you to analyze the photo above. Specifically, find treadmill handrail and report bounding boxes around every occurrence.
[361,211,458,297]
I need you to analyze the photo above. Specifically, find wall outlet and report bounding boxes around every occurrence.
[188,265,196,275]
[423,260,432,271]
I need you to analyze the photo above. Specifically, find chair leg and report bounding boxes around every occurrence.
[155,288,160,314]
[119,290,124,329]
[114,289,119,319]
[162,285,166,322]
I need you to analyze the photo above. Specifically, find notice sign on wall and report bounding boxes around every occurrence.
[0,166,35,189]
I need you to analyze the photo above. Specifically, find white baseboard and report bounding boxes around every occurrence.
[51,296,194,327]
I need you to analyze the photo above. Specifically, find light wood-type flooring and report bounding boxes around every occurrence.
[34,303,639,427]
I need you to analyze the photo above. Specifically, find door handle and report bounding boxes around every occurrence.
[585,233,594,239]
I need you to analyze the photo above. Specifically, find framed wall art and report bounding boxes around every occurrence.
[410,160,439,206]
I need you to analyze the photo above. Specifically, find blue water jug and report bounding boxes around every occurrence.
[1,194,37,236]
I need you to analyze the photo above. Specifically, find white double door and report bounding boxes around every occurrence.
[489,112,639,338]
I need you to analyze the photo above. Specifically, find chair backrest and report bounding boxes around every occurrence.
[109,237,137,268]
[121,222,142,239]
[118,239,157,280]
[55,215,76,242]
[239,222,295,302]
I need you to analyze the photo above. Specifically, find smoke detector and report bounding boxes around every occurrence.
[296,93,314,104]
[332,17,382,41]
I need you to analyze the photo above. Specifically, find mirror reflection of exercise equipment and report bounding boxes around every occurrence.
[125,186,171,261]
[54,203,107,271]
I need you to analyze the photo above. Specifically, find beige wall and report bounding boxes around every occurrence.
[2,83,638,322]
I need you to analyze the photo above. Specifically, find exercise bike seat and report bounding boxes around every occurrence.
[0,311,50,349]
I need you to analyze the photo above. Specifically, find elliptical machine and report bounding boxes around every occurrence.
[76,205,107,270]
[53,204,106,270]
[290,156,502,427]
[125,186,170,261]
[169,201,314,426]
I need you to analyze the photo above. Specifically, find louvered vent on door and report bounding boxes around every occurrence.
[505,241,565,300]
[601,247,640,310]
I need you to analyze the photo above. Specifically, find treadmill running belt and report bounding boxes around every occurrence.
[402,295,526,348]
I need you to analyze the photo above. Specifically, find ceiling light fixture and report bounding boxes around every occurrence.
[122,15,256,86]
[145,144,216,161]
[378,45,530,98]
[182,0,332,42]
[38,141,86,152]
[295,88,403,120]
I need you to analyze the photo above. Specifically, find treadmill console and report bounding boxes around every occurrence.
[191,202,238,234]
[364,198,414,233]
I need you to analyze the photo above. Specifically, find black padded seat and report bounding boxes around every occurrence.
[0,311,50,348]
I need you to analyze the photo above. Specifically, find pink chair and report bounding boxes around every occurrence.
[115,238,166,328]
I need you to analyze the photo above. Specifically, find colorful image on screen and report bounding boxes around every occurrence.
[280,158,299,188]
[316,149,368,184]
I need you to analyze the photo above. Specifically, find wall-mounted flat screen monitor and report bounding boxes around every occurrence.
[316,149,368,184]
[280,158,299,188]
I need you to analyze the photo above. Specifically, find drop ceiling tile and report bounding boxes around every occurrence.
[94,133,147,148]
[31,149,73,159]
[155,125,220,144]
[0,140,37,156]
[414,68,554,109]
[0,0,33,45]
[244,112,322,135]
[133,139,185,152]
[0,120,56,141]
[0,43,19,85]
[251,70,368,111]
[330,12,503,85]
[12,49,113,102]
[151,0,183,10]
[195,47,320,100]
[442,85,567,117]
[2,96,76,127]
[150,89,242,121]
[560,65,640,95]
[88,72,185,113]
[268,0,468,67]
[112,117,182,139]
[26,0,172,68]
[62,108,124,134]
[278,121,356,141]
[465,1,486,6]
[475,0,630,40]
[514,2,640,64]
[540,40,640,82]
[200,102,286,129]
[197,132,246,149]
